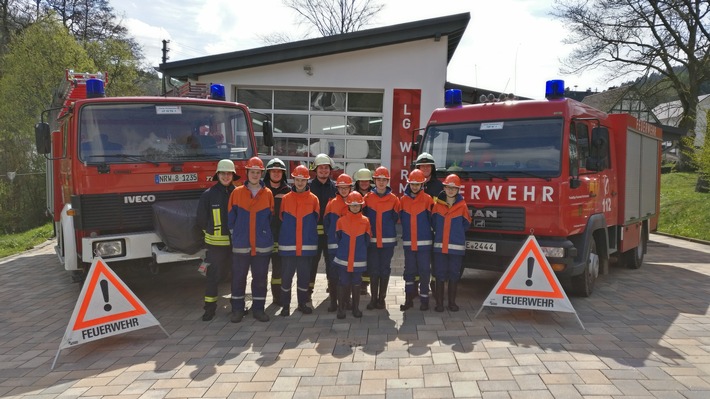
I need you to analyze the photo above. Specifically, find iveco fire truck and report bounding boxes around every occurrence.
[414,80,661,296]
[35,70,272,281]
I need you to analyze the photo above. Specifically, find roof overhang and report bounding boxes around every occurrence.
[160,13,470,80]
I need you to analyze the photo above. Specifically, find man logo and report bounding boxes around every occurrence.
[470,209,498,218]
[474,219,486,228]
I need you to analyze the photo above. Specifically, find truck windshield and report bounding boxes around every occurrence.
[78,103,253,163]
[420,118,563,178]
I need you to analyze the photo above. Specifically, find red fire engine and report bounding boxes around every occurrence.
[35,70,272,281]
[414,80,661,296]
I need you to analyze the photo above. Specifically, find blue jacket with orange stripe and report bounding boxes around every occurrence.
[278,187,320,257]
[227,181,274,256]
[399,186,434,252]
[432,192,471,255]
[364,187,401,248]
[333,211,372,272]
[324,194,348,254]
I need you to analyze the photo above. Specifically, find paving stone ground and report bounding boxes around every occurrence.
[0,233,709,398]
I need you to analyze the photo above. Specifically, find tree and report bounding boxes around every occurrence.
[552,0,710,170]
[284,0,384,36]
[0,15,95,232]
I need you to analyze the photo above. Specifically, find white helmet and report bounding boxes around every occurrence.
[215,159,236,174]
[415,152,436,166]
[353,168,372,182]
[312,153,334,169]
[265,158,286,171]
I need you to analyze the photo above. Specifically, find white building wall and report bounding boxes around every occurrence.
[199,38,448,168]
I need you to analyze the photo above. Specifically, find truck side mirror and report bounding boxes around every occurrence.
[35,122,51,154]
[262,119,274,147]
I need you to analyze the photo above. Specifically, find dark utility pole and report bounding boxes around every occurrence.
[161,40,170,95]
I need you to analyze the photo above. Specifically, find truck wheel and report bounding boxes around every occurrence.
[622,226,646,269]
[571,237,599,297]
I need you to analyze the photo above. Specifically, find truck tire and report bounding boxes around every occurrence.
[571,237,599,297]
[622,225,647,269]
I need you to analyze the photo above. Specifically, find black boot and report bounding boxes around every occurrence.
[327,280,338,312]
[271,284,282,307]
[435,281,445,312]
[337,285,347,319]
[202,302,217,321]
[377,276,389,309]
[352,285,362,318]
[448,281,459,312]
[400,291,414,311]
[420,296,429,311]
[367,277,380,310]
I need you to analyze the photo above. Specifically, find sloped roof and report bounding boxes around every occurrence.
[159,13,470,80]
[653,94,710,122]
[581,85,634,112]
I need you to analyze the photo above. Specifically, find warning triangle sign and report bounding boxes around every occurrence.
[477,236,579,316]
[57,258,167,351]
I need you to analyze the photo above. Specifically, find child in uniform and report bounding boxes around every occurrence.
[278,165,320,316]
[323,173,354,312]
[399,169,434,311]
[431,174,471,312]
[227,156,274,322]
[333,192,371,319]
[364,166,401,310]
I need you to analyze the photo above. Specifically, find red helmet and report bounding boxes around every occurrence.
[373,166,390,179]
[291,165,311,179]
[344,191,365,205]
[407,169,426,184]
[336,174,353,187]
[443,174,462,188]
[245,157,265,170]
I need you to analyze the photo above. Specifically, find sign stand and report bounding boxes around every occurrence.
[473,235,584,330]
[52,257,169,369]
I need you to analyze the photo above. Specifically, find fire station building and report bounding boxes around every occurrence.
[159,13,470,192]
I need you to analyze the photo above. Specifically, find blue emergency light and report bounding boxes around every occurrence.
[86,78,105,98]
[545,79,565,100]
[445,89,463,107]
[210,84,226,101]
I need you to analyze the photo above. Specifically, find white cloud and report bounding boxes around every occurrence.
[112,0,619,99]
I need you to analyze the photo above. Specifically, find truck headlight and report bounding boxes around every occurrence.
[93,240,125,258]
[541,246,565,258]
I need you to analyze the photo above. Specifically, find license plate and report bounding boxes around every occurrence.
[466,241,496,252]
[155,173,198,184]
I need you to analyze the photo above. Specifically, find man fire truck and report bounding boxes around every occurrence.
[35,70,272,282]
[413,80,661,296]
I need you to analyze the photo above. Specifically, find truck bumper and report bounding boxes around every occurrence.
[81,231,203,265]
[463,233,583,278]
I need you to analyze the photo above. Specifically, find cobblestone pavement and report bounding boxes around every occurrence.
[1,234,709,398]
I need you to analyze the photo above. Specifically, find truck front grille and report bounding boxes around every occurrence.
[73,190,204,231]
[468,206,525,231]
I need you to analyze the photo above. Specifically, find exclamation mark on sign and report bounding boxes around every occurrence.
[100,279,112,311]
[526,257,534,287]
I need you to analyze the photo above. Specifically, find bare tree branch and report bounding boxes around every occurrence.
[283,0,384,37]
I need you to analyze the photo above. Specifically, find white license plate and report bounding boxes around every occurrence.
[155,173,198,184]
[466,241,496,252]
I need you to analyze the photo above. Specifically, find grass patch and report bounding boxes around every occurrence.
[659,172,710,241]
[0,223,54,259]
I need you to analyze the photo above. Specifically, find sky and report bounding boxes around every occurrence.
[112,0,619,100]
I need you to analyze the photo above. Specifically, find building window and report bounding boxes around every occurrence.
[237,88,384,176]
